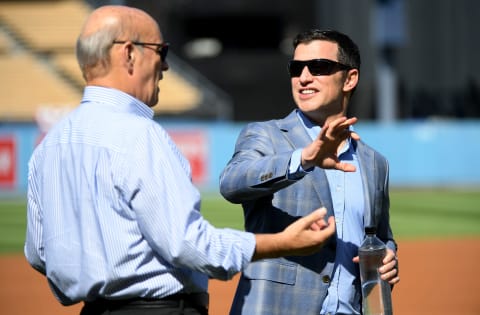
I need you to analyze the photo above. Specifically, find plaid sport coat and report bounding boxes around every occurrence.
[219,109,396,315]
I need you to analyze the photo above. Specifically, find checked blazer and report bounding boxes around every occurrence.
[219,109,396,315]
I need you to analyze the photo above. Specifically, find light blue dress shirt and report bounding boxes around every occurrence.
[25,86,255,305]
[289,111,364,315]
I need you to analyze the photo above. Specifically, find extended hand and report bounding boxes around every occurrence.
[279,207,336,256]
[252,207,336,261]
[301,116,360,171]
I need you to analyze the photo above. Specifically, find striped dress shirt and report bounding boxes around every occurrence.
[25,86,255,305]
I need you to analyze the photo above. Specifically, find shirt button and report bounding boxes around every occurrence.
[322,275,331,283]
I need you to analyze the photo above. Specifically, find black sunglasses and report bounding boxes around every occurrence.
[112,40,169,62]
[288,59,351,77]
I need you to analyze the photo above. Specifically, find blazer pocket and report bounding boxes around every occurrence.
[243,260,297,285]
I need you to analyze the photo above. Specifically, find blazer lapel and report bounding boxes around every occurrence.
[356,140,376,227]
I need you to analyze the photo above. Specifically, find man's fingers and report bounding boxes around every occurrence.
[325,215,336,233]
[343,116,358,126]
[310,215,330,230]
[330,116,357,130]
[335,116,357,129]
[304,208,336,234]
[350,131,360,141]
[316,215,335,234]
[328,116,348,128]
[336,162,357,172]
[388,275,400,285]
[304,207,327,223]
[320,116,360,141]
[381,269,400,284]
[383,249,397,264]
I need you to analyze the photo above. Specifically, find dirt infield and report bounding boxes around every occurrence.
[1,238,479,315]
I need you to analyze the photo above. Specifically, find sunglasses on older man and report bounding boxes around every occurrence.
[288,59,351,77]
[113,40,169,62]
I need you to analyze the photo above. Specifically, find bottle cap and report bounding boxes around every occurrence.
[365,226,376,234]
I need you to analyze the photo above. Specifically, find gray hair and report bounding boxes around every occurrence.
[76,16,142,81]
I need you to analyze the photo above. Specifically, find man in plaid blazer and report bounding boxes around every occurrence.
[220,29,399,315]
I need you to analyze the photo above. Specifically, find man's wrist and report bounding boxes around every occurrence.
[288,149,313,179]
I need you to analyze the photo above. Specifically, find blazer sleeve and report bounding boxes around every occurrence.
[220,121,299,204]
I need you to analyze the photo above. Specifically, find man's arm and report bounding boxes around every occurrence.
[220,116,360,204]
[25,169,46,275]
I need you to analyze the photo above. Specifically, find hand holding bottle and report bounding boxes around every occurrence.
[353,248,400,286]
[356,227,397,315]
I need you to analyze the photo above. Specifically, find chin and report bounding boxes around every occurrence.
[297,102,322,113]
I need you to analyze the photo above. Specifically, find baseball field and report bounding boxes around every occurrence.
[1,188,479,315]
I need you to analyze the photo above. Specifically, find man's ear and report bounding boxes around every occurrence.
[126,44,135,73]
[343,69,359,93]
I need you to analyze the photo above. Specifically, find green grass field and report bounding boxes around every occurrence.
[1,188,479,254]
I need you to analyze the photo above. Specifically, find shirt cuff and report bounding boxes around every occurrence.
[287,149,312,179]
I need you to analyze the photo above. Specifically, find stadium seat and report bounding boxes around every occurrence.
[0,53,81,121]
[0,1,90,53]
[0,0,204,121]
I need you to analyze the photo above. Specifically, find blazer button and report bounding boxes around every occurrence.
[322,275,331,283]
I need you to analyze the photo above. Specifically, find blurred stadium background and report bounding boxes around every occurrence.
[1,0,479,196]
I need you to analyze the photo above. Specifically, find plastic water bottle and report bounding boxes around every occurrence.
[358,226,393,315]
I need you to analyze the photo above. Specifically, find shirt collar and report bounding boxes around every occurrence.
[82,86,154,119]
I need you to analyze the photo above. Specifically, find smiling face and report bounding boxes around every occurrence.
[290,40,357,125]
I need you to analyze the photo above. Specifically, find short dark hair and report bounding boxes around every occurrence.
[293,29,361,73]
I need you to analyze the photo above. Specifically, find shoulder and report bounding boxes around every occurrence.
[356,140,389,174]
[356,140,387,160]
[240,110,296,134]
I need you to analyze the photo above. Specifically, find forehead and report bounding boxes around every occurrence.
[293,40,339,61]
